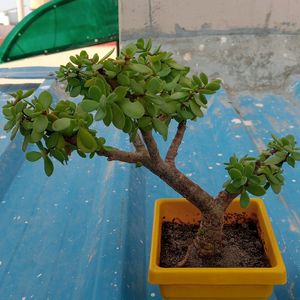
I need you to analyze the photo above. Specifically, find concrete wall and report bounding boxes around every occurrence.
[120,0,300,40]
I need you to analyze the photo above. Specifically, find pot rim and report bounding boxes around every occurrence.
[148,198,287,285]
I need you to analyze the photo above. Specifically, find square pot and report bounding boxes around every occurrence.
[148,198,286,300]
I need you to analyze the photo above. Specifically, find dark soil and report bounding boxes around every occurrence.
[160,220,271,268]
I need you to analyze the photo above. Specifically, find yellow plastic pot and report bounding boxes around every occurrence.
[148,198,286,300]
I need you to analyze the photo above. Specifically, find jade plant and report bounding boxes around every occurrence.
[2,39,300,264]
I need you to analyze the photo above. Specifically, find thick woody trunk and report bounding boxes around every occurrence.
[143,159,228,260]
[194,209,225,256]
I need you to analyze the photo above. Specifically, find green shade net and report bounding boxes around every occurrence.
[0,0,118,63]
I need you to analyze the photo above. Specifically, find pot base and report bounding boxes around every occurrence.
[160,283,273,299]
[149,198,286,300]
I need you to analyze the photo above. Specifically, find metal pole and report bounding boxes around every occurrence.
[16,0,25,22]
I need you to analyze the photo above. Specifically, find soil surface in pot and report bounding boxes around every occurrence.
[160,221,270,268]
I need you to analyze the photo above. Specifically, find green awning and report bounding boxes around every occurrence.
[0,0,118,63]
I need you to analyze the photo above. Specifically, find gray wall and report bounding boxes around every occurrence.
[120,0,300,40]
[119,0,300,94]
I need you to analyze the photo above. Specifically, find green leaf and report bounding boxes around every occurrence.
[129,64,153,74]
[248,175,261,185]
[167,61,186,70]
[95,106,106,121]
[103,105,112,126]
[23,108,41,118]
[88,86,103,100]
[38,91,52,109]
[292,152,300,161]
[121,100,145,119]
[23,89,35,98]
[81,100,100,112]
[240,192,250,208]
[68,77,80,87]
[136,38,145,49]
[225,183,241,193]
[26,151,42,162]
[124,43,137,56]
[30,130,43,143]
[33,115,48,133]
[130,79,144,95]
[199,94,208,105]
[192,75,201,85]
[117,73,130,86]
[265,155,284,165]
[100,48,115,62]
[2,107,13,118]
[222,179,231,188]
[22,135,30,152]
[287,156,296,167]
[189,100,203,117]
[157,66,171,77]
[107,93,118,104]
[205,82,220,91]
[285,135,295,146]
[52,118,71,132]
[46,133,59,149]
[170,92,189,100]
[179,107,194,120]
[99,95,107,108]
[153,118,168,140]
[267,174,281,185]
[16,101,24,114]
[247,185,266,196]
[123,117,133,133]
[111,103,125,129]
[95,78,107,95]
[77,127,98,153]
[228,168,242,179]
[244,163,255,177]
[146,38,152,51]
[51,149,66,164]
[232,176,247,188]
[137,116,152,129]
[271,183,281,194]
[70,86,81,97]
[200,72,208,85]
[4,120,15,131]
[70,55,79,65]
[146,77,162,94]
[10,124,19,140]
[92,53,99,63]
[160,102,177,114]
[44,156,54,176]
[145,102,158,117]
[114,86,128,99]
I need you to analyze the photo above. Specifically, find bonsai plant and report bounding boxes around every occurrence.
[2,39,299,298]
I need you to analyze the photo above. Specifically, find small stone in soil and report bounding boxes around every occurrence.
[160,221,271,268]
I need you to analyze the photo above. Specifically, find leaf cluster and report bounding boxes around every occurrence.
[56,38,220,141]
[2,39,220,176]
[2,90,107,176]
[223,135,300,208]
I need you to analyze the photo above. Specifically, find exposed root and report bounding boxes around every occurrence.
[176,243,195,267]
[176,234,223,267]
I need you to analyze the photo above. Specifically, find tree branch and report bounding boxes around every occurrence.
[215,190,239,211]
[165,121,186,166]
[132,133,148,154]
[97,149,144,164]
[141,130,163,163]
